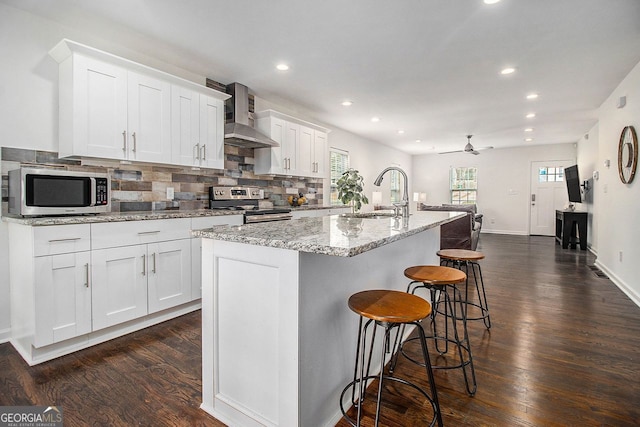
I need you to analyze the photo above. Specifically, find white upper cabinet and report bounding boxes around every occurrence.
[64,54,128,159]
[313,130,328,178]
[50,39,229,165]
[199,93,225,169]
[127,72,172,163]
[254,110,330,178]
[171,87,224,169]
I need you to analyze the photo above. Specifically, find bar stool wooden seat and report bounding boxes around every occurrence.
[437,249,491,329]
[397,265,477,396]
[339,289,443,427]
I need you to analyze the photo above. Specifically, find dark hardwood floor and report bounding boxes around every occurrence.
[2,234,640,426]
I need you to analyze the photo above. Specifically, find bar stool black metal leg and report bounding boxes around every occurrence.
[472,261,491,329]
[450,284,477,396]
[416,321,443,427]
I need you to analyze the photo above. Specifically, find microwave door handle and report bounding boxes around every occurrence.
[90,177,97,206]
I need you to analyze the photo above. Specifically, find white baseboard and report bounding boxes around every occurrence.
[595,260,640,308]
[480,229,529,236]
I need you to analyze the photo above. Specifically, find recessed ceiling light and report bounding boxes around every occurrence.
[276,63,289,71]
[524,128,534,132]
[341,100,353,107]
[500,67,516,75]
[484,0,501,4]
[397,129,405,134]
[526,93,539,100]
[371,117,380,123]
[526,113,536,119]
[415,139,422,143]
[524,138,533,142]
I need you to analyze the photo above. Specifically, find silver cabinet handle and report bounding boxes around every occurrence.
[142,254,146,276]
[122,130,127,153]
[48,237,81,243]
[152,252,156,274]
[195,143,200,160]
[137,231,160,236]
[84,263,90,288]
[132,132,137,153]
[201,144,207,161]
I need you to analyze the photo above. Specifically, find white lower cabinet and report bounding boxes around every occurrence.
[147,240,191,313]
[33,251,92,347]
[8,215,242,365]
[91,245,148,331]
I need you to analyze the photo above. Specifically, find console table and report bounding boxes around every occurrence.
[555,210,587,250]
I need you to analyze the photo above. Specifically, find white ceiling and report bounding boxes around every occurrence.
[4,0,640,154]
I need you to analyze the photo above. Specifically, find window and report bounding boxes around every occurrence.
[538,167,564,182]
[330,149,349,205]
[450,167,478,205]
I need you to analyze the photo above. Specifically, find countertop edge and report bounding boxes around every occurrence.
[193,213,463,257]
[1,209,243,226]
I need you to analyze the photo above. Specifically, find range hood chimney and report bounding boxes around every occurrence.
[224,83,279,149]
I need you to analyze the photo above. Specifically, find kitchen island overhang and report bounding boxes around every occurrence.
[193,211,464,427]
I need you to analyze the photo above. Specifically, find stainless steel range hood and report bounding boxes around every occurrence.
[224,83,279,148]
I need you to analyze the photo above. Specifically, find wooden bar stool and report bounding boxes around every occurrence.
[437,249,491,329]
[339,290,443,427]
[397,265,477,396]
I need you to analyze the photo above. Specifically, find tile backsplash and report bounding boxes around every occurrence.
[1,146,323,214]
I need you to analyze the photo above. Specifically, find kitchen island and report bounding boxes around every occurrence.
[193,211,463,427]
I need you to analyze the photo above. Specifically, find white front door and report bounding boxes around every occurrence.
[530,160,573,236]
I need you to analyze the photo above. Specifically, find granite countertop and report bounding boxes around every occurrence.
[193,211,464,257]
[1,209,243,226]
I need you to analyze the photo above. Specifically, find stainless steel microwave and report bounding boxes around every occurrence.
[8,167,110,216]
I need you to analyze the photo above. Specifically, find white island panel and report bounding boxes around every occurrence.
[202,239,299,427]
[199,212,449,426]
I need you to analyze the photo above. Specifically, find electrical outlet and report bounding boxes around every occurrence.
[619,251,623,262]
[167,187,174,200]
[491,218,495,224]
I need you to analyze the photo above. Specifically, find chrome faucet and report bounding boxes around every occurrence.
[373,166,409,219]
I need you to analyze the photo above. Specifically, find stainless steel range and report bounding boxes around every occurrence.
[208,186,292,223]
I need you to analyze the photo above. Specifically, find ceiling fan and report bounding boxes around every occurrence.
[439,135,493,155]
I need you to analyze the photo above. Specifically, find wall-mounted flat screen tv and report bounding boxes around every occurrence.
[564,165,582,203]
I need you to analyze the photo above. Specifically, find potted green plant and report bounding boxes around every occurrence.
[337,168,369,212]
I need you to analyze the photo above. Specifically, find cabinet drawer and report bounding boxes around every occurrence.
[191,215,243,230]
[34,224,91,257]
[92,218,191,250]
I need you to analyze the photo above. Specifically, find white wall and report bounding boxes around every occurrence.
[0,3,412,337]
[412,143,577,235]
[589,60,640,305]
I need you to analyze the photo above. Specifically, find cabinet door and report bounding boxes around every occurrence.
[128,72,172,163]
[72,55,128,159]
[171,85,200,167]
[91,245,148,331]
[313,131,328,178]
[199,94,225,169]
[33,252,92,347]
[147,240,191,313]
[283,121,299,173]
[298,125,314,176]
